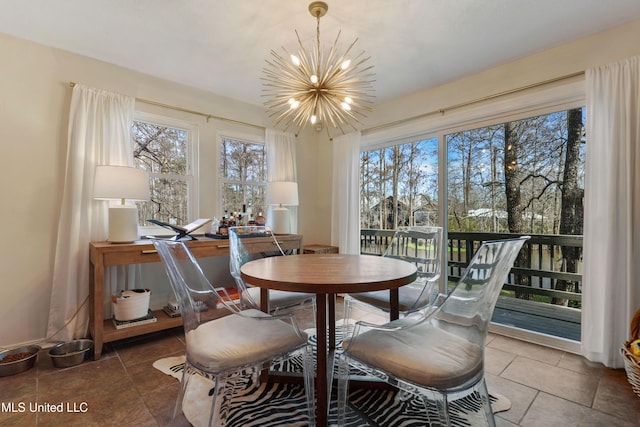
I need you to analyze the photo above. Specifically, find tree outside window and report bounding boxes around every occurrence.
[446,109,585,236]
[360,138,439,229]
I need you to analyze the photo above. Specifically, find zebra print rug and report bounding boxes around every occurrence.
[154,328,510,426]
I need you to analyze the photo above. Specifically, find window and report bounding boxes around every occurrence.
[445,107,585,342]
[132,114,197,226]
[219,135,267,220]
[446,108,585,235]
[359,80,586,350]
[360,138,439,229]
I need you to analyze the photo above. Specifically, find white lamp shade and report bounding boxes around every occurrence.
[94,165,150,201]
[266,181,299,206]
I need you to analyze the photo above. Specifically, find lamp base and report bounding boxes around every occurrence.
[271,207,290,235]
[108,205,139,243]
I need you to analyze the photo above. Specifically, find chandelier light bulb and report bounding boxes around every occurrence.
[262,1,375,136]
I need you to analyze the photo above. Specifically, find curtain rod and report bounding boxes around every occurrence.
[362,70,585,135]
[69,82,265,130]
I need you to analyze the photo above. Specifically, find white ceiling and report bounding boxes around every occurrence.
[2,0,640,107]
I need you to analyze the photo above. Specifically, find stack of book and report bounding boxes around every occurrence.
[218,287,239,302]
[159,290,240,319]
[112,310,157,329]
[162,299,212,317]
[162,304,181,318]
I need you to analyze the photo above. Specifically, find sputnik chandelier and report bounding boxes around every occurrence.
[262,1,375,135]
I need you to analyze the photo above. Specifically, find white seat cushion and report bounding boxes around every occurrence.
[344,321,483,390]
[186,309,307,372]
[350,281,430,312]
[243,287,314,310]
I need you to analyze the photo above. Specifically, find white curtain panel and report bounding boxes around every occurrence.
[582,56,640,368]
[331,132,361,254]
[265,128,298,233]
[46,84,135,342]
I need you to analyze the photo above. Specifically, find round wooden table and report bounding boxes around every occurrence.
[241,253,417,427]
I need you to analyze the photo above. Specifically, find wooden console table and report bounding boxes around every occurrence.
[89,234,302,359]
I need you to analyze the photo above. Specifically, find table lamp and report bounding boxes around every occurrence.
[266,181,298,235]
[94,165,150,243]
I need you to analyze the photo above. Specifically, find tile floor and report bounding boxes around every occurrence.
[2,302,639,427]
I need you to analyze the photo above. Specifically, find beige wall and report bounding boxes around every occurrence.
[2,17,640,349]
[0,32,293,348]
[367,18,640,129]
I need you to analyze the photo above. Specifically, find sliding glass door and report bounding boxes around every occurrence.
[445,108,585,343]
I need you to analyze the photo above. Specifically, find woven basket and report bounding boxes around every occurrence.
[621,343,640,397]
[622,309,640,397]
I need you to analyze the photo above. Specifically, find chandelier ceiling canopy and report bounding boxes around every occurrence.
[262,1,375,136]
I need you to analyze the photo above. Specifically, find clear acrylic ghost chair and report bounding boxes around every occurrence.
[229,226,315,314]
[344,226,443,324]
[337,236,529,427]
[154,240,315,427]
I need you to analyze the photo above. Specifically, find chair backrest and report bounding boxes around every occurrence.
[382,226,442,311]
[433,236,529,345]
[383,226,442,283]
[154,240,239,334]
[228,225,284,292]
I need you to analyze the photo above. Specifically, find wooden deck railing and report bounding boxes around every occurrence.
[360,229,583,339]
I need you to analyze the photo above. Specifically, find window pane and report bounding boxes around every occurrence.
[360,138,438,229]
[221,183,266,218]
[220,137,266,182]
[141,176,189,225]
[446,110,585,234]
[133,122,188,175]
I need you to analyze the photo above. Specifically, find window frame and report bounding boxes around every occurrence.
[133,111,199,233]
[216,131,267,218]
[361,77,586,244]
[359,78,586,353]
[359,136,440,229]
[436,94,587,250]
